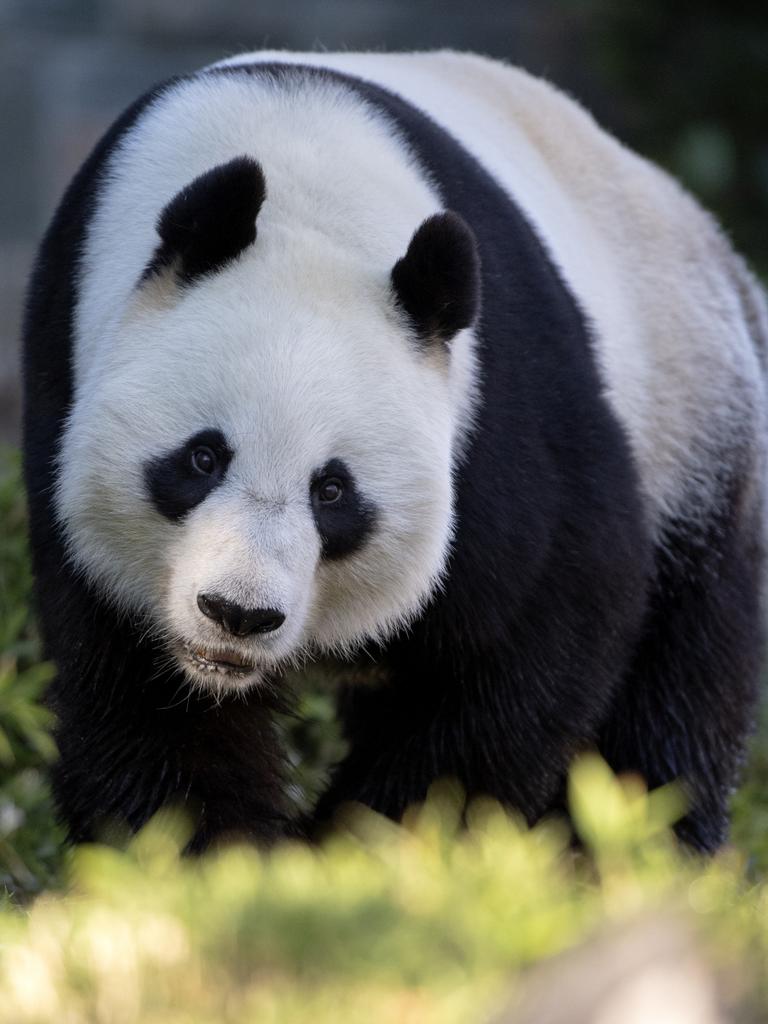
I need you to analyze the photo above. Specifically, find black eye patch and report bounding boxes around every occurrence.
[310,458,377,560]
[144,429,233,521]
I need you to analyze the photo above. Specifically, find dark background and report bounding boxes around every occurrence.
[1,0,766,443]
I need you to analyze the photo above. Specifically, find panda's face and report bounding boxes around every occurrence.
[56,159,480,695]
[57,153,479,696]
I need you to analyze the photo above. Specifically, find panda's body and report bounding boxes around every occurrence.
[23,52,767,851]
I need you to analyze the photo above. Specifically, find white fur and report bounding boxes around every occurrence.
[57,52,768,693]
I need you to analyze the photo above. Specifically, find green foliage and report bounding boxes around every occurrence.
[730,697,768,875]
[0,450,63,897]
[278,670,348,814]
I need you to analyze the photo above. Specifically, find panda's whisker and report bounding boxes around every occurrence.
[156,681,194,712]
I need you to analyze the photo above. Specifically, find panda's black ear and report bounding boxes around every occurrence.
[143,156,266,285]
[391,211,480,348]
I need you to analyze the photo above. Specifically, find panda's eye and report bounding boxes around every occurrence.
[145,429,232,522]
[310,459,376,559]
[317,477,343,504]
[190,446,217,476]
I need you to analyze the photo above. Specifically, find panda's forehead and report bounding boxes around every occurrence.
[129,275,404,403]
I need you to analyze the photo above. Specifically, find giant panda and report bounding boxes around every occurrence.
[22,50,768,853]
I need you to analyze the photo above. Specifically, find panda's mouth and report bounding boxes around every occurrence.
[182,643,256,677]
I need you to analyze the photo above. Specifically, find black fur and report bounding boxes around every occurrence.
[22,62,764,854]
[391,211,481,345]
[311,459,377,560]
[144,156,266,285]
[145,428,233,521]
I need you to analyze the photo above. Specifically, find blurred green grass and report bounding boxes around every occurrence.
[2,445,768,1020]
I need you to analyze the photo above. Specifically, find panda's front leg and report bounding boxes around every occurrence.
[311,680,567,831]
[311,637,620,832]
[48,663,292,852]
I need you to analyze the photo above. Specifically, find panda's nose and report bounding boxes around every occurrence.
[196,593,286,637]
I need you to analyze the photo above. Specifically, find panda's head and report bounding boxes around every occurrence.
[57,156,480,694]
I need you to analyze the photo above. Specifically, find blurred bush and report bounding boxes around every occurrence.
[0,759,767,1022]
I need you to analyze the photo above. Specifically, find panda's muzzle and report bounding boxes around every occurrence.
[196,592,286,637]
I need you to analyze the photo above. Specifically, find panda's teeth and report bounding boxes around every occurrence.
[184,643,255,675]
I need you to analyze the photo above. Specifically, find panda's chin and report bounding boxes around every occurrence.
[176,641,265,694]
